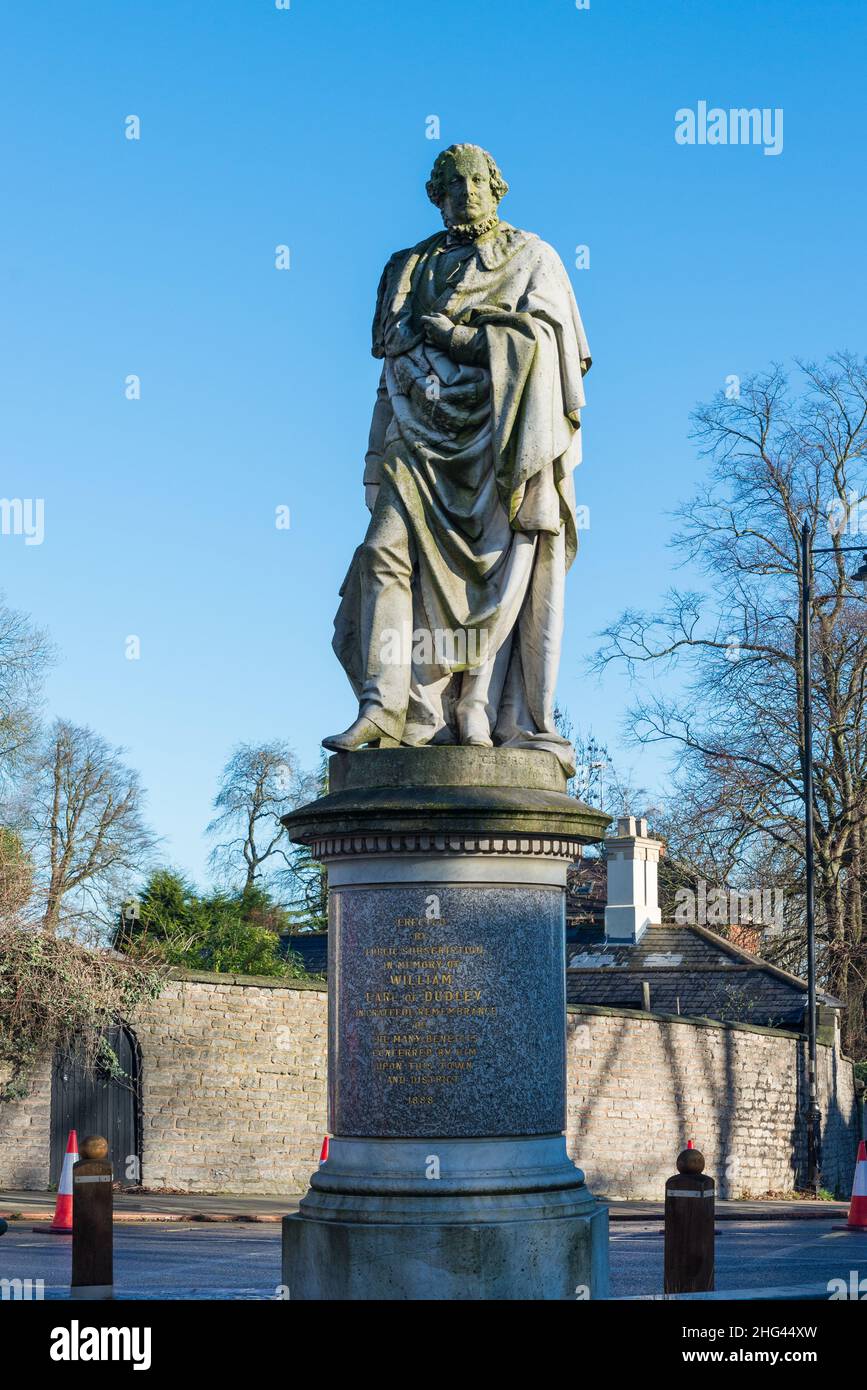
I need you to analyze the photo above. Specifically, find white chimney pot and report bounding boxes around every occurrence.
[604,816,662,944]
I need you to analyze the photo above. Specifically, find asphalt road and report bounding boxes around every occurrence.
[0,1223,280,1300]
[1,1219,865,1300]
[609,1218,867,1298]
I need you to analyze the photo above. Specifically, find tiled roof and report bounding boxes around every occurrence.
[566,922,839,1030]
[281,933,328,975]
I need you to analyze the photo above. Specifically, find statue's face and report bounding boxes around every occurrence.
[439,148,498,227]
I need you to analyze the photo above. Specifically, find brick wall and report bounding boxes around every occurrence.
[0,974,860,1199]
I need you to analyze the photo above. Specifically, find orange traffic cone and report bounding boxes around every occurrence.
[845,1139,867,1231]
[319,1135,330,1165]
[46,1130,78,1233]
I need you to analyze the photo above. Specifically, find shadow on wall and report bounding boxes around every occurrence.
[566,1007,860,1201]
[816,1043,863,1198]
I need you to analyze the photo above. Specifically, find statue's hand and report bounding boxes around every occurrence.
[364,484,380,514]
[421,312,454,351]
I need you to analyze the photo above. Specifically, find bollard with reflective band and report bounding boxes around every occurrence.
[71,1135,114,1300]
[664,1143,715,1294]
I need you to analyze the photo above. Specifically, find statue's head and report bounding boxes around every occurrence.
[426,144,508,234]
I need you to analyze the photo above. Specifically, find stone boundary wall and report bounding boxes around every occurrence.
[137,973,328,1195]
[566,1005,860,1199]
[0,1057,52,1190]
[0,974,861,1198]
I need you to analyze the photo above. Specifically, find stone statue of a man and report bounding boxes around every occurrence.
[324,143,591,774]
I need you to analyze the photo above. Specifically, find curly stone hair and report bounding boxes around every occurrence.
[426,144,509,209]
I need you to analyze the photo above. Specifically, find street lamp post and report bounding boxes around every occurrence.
[798,518,867,1194]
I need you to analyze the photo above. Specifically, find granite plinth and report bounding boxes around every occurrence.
[281,747,610,1299]
[330,881,564,1136]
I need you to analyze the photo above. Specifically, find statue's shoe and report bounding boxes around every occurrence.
[457,705,493,748]
[322,716,397,752]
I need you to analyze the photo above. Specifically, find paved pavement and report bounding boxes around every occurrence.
[607,1198,852,1222]
[1,1214,865,1300]
[0,1190,298,1222]
[0,1189,851,1223]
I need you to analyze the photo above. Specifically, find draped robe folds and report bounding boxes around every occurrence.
[332,221,591,776]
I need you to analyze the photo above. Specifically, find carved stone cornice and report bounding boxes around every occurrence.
[283,748,610,851]
[310,831,584,862]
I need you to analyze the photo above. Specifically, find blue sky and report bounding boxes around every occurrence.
[2,0,865,886]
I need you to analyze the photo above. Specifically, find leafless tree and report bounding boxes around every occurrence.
[25,720,157,939]
[0,592,53,788]
[592,354,867,1052]
[555,706,649,825]
[207,741,316,893]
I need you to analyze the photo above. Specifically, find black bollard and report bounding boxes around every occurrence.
[71,1135,114,1300]
[664,1141,715,1294]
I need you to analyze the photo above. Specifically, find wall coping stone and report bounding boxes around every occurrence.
[567,1001,838,1047]
[168,968,326,992]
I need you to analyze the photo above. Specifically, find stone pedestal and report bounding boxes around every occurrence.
[281,747,610,1300]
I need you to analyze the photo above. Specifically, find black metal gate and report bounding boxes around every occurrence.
[50,1025,141,1188]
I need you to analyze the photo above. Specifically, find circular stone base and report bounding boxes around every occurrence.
[282,1204,609,1302]
[306,1134,587,1210]
[282,1136,609,1300]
